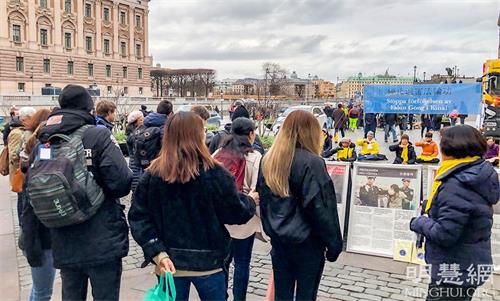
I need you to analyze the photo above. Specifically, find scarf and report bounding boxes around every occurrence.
[401,146,409,163]
[424,156,481,214]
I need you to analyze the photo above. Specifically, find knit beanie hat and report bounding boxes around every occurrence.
[58,85,94,112]
[231,105,250,121]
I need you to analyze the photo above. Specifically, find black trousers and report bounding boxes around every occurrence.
[60,259,123,301]
[426,283,477,301]
[271,237,325,301]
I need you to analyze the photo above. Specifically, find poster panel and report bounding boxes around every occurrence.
[325,161,350,233]
[346,162,422,258]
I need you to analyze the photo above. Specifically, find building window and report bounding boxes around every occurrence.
[88,63,94,77]
[138,67,143,79]
[123,66,128,78]
[18,83,25,92]
[40,0,47,8]
[43,59,50,73]
[120,42,126,56]
[135,15,141,28]
[107,86,112,94]
[103,39,110,54]
[64,32,72,49]
[105,65,111,77]
[123,87,128,95]
[85,3,92,17]
[120,11,126,25]
[139,87,143,95]
[86,36,92,52]
[103,7,110,22]
[40,29,48,46]
[16,57,24,72]
[67,61,74,75]
[12,25,21,42]
[135,44,141,58]
[64,0,71,13]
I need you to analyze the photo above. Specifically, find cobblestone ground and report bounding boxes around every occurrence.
[12,194,500,301]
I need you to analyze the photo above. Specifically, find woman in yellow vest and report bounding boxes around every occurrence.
[356,131,387,161]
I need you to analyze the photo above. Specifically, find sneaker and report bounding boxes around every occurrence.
[393,139,398,143]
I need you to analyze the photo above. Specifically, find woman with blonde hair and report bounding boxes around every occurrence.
[257,110,343,301]
[129,111,256,301]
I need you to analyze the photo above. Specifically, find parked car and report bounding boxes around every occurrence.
[177,105,222,127]
[272,105,327,133]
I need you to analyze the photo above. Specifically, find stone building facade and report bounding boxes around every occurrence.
[0,0,152,96]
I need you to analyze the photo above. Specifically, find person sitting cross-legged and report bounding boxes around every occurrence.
[389,134,416,164]
[415,132,440,164]
[322,137,357,162]
[357,131,387,161]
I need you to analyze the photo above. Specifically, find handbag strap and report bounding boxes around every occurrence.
[165,272,176,301]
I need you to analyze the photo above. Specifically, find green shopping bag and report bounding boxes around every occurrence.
[143,272,176,301]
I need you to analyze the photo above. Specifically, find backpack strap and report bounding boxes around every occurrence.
[48,125,93,143]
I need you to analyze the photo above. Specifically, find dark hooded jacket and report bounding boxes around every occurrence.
[95,115,114,131]
[21,109,132,268]
[209,123,265,155]
[128,165,256,271]
[144,112,167,133]
[410,160,500,286]
[256,148,343,262]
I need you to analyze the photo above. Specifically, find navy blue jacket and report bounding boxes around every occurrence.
[144,112,167,130]
[410,160,500,286]
[95,115,114,131]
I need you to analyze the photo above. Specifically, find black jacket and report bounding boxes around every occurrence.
[322,142,357,162]
[389,142,417,164]
[384,114,397,126]
[3,116,23,145]
[21,109,132,268]
[128,165,256,271]
[411,160,499,285]
[256,148,343,262]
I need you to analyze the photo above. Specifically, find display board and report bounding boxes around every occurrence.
[346,162,422,258]
[325,161,350,234]
[424,165,439,201]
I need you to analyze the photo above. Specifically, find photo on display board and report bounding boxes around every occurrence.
[325,163,347,204]
[354,166,418,211]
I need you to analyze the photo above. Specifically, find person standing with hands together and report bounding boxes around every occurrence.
[129,112,256,301]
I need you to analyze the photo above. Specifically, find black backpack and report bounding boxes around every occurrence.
[134,126,162,168]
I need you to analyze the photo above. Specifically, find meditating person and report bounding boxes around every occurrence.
[415,132,440,164]
[322,137,357,162]
[485,137,499,166]
[389,134,416,164]
[357,131,387,161]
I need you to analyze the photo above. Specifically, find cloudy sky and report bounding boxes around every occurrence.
[149,0,500,82]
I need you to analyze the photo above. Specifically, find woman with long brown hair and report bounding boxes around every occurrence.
[129,111,256,301]
[257,110,343,301]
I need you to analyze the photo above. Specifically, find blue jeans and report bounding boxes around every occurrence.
[225,235,255,301]
[29,250,56,301]
[326,117,333,129]
[174,271,226,301]
[384,124,397,142]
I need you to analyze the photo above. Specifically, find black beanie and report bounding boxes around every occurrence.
[232,117,256,136]
[232,105,250,121]
[58,85,94,112]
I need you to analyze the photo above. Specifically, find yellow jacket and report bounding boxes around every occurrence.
[357,138,380,155]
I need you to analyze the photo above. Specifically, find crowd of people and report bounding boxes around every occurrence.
[0,85,498,301]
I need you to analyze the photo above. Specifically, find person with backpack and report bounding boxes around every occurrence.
[126,111,145,193]
[23,85,132,300]
[128,112,256,301]
[95,100,117,131]
[209,105,264,155]
[8,106,36,222]
[18,109,56,301]
[213,117,263,301]
[135,100,173,168]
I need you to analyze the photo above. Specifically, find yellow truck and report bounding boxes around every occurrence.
[481,59,500,137]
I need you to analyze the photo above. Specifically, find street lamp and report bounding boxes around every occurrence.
[30,66,34,95]
[423,71,426,82]
[413,66,417,83]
